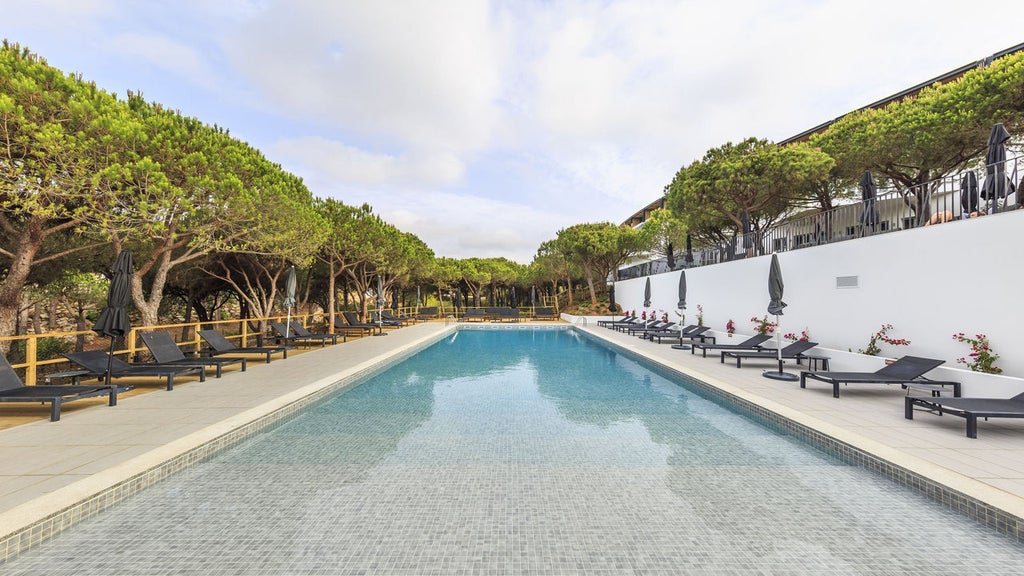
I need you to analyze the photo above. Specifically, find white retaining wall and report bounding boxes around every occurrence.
[608,209,1024,395]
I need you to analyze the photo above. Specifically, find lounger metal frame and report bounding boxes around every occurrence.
[721,341,818,368]
[198,330,290,363]
[905,393,1024,438]
[800,356,958,398]
[140,331,247,377]
[63,350,206,391]
[691,334,771,357]
[0,355,122,421]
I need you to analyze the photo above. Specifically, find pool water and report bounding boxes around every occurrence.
[4,328,1023,575]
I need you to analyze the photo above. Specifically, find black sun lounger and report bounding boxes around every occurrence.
[671,325,713,345]
[691,334,772,357]
[495,307,521,322]
[534,307,559,321]
[647,325,711,345]
[290,321,344,343]
[382,311,414,325]
[645,325,701,344]
[721,340,818,368]
[643,324,695,342]
[139,331,246,378]
[271,321,341,348]
[0,354,123,421]
[340,312,383,335]
[905,392,1024,438]
[371,312,402,327]
[617,319,659,334]
[332,316,374,336]
[608,316,643,331]
[627,320,673,336]
[598,313,633,327]
[801,356,959,399]
[415,306,438,321]
[198,329,289,363]
[64,350,205,391]
[642,323,692,342]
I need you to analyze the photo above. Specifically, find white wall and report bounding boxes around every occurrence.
[612,209,1024,387]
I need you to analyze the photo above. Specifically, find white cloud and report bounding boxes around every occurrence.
[0,0,116,28]
[6,0,1024,263]
[223,0,506,155]
[108,33,217,89]
[376,191,571,264]
[268,136,573,263]
[270,136,464,188]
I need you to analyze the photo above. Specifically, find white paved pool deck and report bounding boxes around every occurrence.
[2,320,1024,553]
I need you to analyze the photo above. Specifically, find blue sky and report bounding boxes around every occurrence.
[4,0,1023,263]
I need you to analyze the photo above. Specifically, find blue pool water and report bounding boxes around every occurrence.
[4,328,1023,575]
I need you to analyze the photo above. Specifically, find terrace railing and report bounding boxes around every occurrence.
[619,154,1021,280]
[0,313,332,386]
[0,304,513,385]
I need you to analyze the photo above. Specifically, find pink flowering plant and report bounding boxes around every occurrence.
[784,328,811,342]
[952,333,1001,374]
[726,319,735,337]
[860,324,910,356]
[696,304,704,326]
[750,316,777,335]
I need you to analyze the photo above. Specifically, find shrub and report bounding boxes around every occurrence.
[860,324,909,356]
[952,333,1001,374]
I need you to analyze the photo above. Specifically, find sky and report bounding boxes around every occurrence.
[4,1,1023,263]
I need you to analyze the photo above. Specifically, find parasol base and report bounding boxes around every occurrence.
[763,371,799,381]
[670,344,691,350]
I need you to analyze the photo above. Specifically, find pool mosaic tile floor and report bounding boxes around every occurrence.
[3,329,1024,575]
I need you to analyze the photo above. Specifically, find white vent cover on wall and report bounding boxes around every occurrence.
[836,275,859,289]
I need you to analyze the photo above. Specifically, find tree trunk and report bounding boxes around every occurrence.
[190,300,211,325]
[18,293,31,336]
[0,219,44,342]
[327,260,337,333]
[31,302,43,334]
[131,248,173,327]
[47,297,59,332]
[181,289,194,341]
[582,261,598,306]
[75,305,87,352]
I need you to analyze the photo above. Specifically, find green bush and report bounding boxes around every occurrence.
[36,336,73,361]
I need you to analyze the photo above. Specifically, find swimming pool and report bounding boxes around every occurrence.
[3,327,1023,575]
